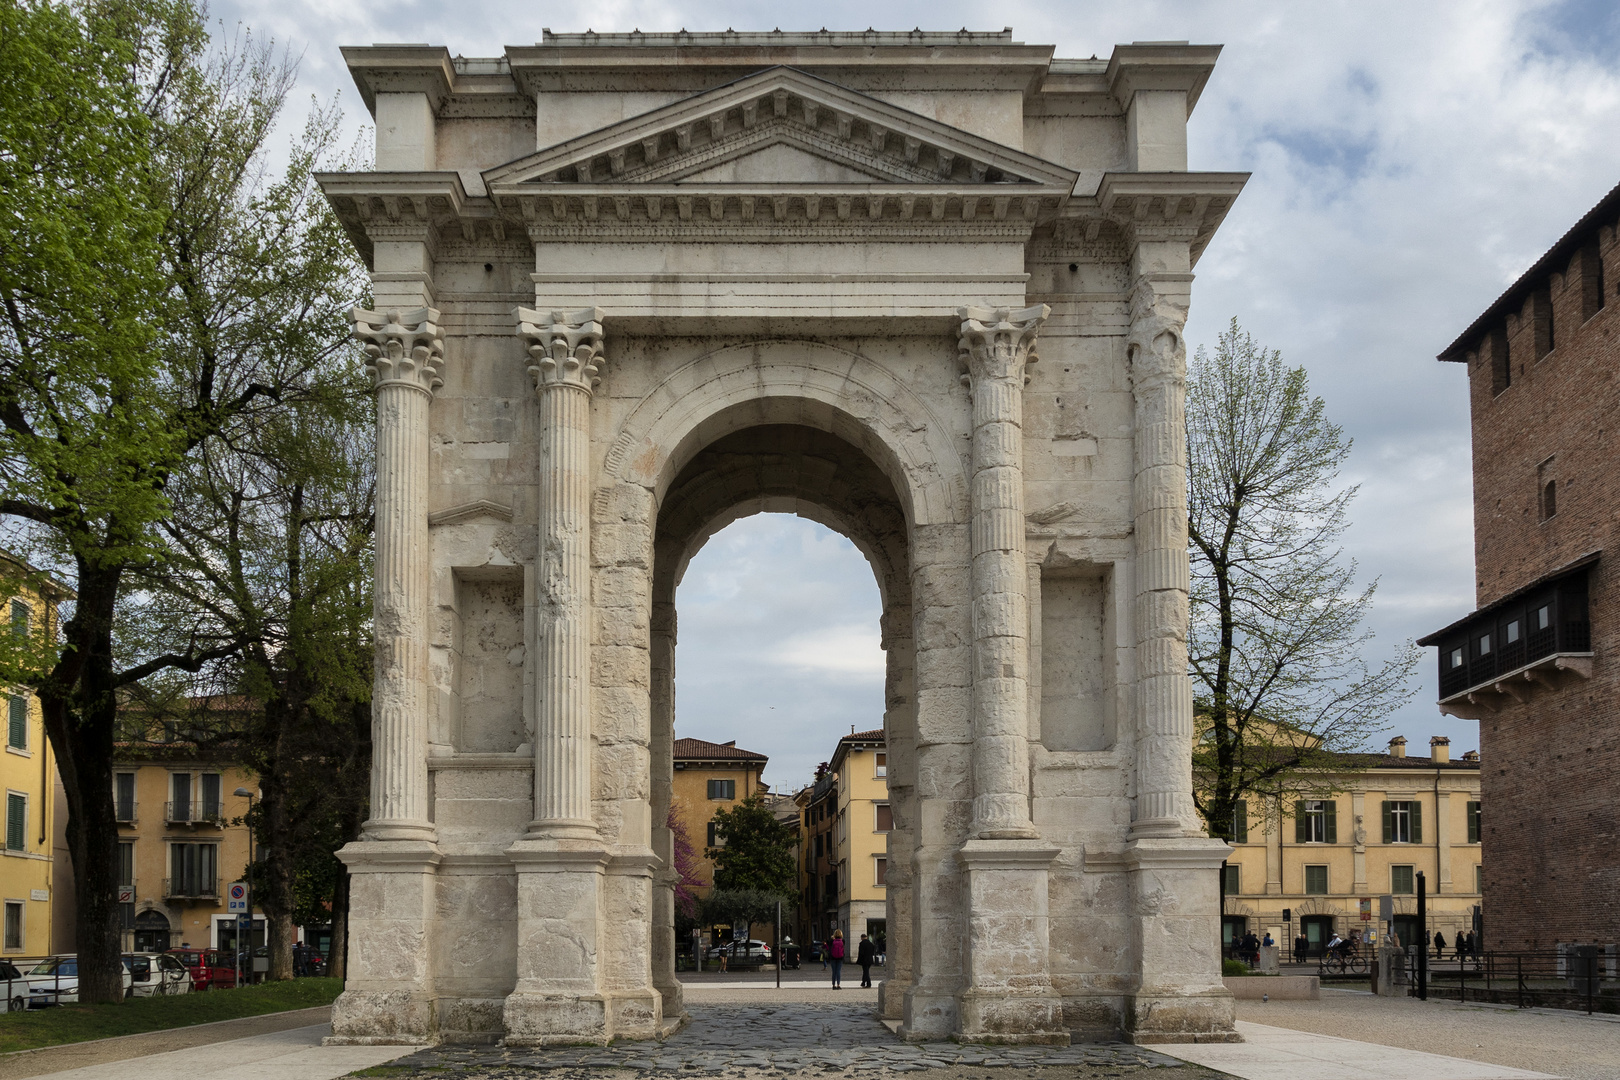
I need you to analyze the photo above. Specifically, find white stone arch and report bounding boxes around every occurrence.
[602,339,968,529]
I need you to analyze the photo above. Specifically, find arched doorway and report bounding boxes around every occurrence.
[648,422,917,1019]
[133,909,170,953]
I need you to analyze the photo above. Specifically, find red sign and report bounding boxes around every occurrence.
[1359,898,1372,921]
[116,887,134,904]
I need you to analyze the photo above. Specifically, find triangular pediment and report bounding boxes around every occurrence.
[483,67,1078,192]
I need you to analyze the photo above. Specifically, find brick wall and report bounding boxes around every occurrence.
[1461,217,1620,951]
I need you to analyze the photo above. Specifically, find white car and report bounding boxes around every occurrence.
[123,952,193,996]
[20,956,133,1006]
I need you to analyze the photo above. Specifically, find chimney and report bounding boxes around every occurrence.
[1430,736,1451,764]
[1388,736,1407,758]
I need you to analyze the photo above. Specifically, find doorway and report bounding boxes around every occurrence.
[132,910,171,953]
[1393,914,1423,951]
[1300,915,1335,957]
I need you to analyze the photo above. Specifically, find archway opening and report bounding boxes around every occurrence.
[648,423,914,998]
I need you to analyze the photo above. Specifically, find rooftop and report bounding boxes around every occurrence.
[672,736,768,762]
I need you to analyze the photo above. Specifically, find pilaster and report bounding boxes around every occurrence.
[327,841,443,1045]
[953,840,1067,1045]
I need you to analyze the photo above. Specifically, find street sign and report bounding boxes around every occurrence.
[1359,898,1372,921]
[237,915,252,932]
[228,881,248,913]
[116,887,134,904]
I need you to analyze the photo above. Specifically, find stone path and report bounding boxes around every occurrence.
[391,1004,1188,1075]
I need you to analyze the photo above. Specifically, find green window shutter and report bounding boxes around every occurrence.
[6,794,23,851]
[1234,800,1248,844]
[1467,802,1481,844]
[7,694,24,750]
[1324,800,1338,844]
[1382,801,1393,844]
[1410,801,1422,844]
[1294,801,1307,843]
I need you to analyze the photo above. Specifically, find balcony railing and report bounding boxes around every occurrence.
[165,801,224,826]
[162,876,219,900]
[115,801,137,825]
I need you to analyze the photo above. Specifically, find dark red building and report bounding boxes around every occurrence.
[1419,180,1620,953]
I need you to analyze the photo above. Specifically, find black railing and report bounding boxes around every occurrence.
[1423,948,1616,1015]
[165,801,223,825]
[162,876,219,900]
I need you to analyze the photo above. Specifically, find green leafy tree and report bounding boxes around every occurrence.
[707,793,797,895]
[1187,320,1419,855]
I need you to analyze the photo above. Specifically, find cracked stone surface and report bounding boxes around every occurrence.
[376,1004,1195,1077]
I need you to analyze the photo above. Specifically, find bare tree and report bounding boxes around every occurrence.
[1188,320,1419,853]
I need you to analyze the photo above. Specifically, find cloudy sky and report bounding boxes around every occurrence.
[210,0,1620,792]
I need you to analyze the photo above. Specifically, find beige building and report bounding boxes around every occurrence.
[669,737,768,896]
[1220,736,1483,957]
[0,560,70,958]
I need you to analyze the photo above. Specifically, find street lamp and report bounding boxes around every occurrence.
[234,787,256,985]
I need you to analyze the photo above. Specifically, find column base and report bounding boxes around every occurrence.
[1123,990,1241,1044]
[900,985,958,1041]
[954,990,1070,1045]
[325,988,437,1046]
[877,977,909,1021]
[501,993,608,1046]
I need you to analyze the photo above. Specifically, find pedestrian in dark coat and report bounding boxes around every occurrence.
[1433,930,1446,960]
[857,934,876,987]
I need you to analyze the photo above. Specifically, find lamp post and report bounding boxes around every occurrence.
[234,787,256,986]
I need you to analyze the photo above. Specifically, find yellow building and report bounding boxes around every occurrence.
[824,729,889,950]
[1219,736,1483,957]
[0,560,71,958]
[670,737,768,896]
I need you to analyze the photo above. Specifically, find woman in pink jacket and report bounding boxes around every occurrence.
[829,929,845,988]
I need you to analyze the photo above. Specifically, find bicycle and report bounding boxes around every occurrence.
[1319,945,1369,975]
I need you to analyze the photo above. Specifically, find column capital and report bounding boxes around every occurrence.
[516,306,607,394]
[1125,274,1193,394]
[352,307,445,397]
[956,304,1050,388]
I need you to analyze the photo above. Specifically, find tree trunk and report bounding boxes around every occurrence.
[327,865,349,981]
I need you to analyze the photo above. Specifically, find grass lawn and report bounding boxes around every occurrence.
[0,977,342,1054]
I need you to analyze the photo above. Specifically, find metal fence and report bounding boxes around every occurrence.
[1420,949,1616,1014]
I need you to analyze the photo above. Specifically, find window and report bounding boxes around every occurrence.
[199,774,221,820]
[2,902,19,950]
[874,753,886,778]
[170,773,191,822]
[706,821,723,848]
[1230,800,1249,843]
[1580,237,1605,322]
[1383,800,1422,844]
[1467,801,1481,844]
[813,833,823,858]
[1535,604,1551,631]
[1223,863,1240,895]
[874,804,893,832]
[6,694,24,751]
[824,872,837,901]
[114,774,136,822]
[117,842,134,886]
[4,793,24,852]
[1304,865,1328,895]
[1541,480,1557,521]
[706,778,735,801]
[168,843,217,897]
[1447,647,1464,670]
[1476,865,1484,894]
[1295,799,1337,844]
[8,602,27,637]
[1391,865,1414,895]
[1476,632,1491,657]
[1488,324,1510,394]
[874,857,887,887]
[1505,619,1521,645]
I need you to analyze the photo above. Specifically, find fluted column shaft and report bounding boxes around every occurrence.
[354,308,443,843]
[1126,275,1199,837]
[958,305,1049,840]
[518,307,606,839]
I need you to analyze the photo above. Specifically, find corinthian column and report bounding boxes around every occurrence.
[1124,276,1199,839]
[957,304,1048,841]
[354,307,444,842]
[516,307,605,840]
[953,305,1065,1046]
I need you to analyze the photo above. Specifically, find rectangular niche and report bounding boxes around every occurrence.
[452,567,527,754]
[1039,567,1115,753]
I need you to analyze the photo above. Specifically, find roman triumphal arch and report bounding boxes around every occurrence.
[319,30,1247,1047]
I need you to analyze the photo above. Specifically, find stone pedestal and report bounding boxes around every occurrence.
[328,840,443,1044]
[955,840,1068,1044]
[502,841,612,1045]
[1122,839,1240,1044]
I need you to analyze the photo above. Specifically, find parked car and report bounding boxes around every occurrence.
[0,961,25,1012]
[705,939,773,963]
[123,952,193,996]
[167,948,237,990]
[21,956,133,1006]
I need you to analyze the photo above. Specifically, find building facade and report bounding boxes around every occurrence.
[1220,737,1482,957]
[0,562,69,958]
[826,730,890,951]
[323,30,1246,1046]
[669,737,768,895]
[1420,180,1620,954]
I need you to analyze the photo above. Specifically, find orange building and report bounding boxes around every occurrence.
[670,737,768,895]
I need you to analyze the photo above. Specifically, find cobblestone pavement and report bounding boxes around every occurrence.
[379,1004,1201,1077]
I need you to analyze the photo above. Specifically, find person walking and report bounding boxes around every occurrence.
[829,930,845,989]
[1433,930,1446,961]
[857,933,876,988]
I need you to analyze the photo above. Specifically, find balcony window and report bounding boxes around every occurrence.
[114,774,136,823]
[168,843,217,898]
[1426,561,1593,703]
[170,773,191,823]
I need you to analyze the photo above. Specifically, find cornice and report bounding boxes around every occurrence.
[340,46,456,115]
[1061,171,1248,266]
[1104,44,1222,114]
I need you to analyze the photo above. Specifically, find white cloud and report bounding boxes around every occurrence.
[209,0,1620,766]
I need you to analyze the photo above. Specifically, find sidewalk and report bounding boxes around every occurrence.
[0,1022,409,1080]
[1163,1021,1558,1080]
